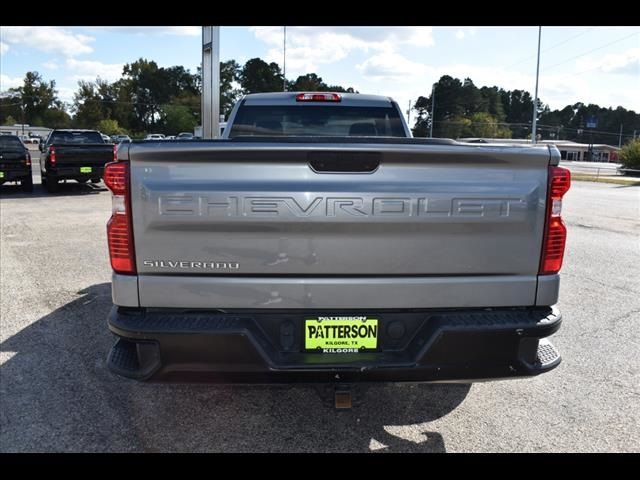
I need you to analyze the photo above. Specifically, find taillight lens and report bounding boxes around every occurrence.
[25,151,31,166]
[296,92,342,102]
[49,146,56,166]
[539,166,571,275]
[105,161,136,274]
[112,144,118,162]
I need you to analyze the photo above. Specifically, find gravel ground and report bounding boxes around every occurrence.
[1,175,638,452]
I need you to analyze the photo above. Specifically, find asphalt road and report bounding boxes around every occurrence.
[1,176,639,452]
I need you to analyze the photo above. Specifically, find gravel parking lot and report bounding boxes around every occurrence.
[1,172,639,452]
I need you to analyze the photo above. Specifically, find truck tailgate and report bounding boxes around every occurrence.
[127,140,553,309]
[53,144,113,165]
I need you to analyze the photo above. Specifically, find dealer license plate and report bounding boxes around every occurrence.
[80,166,92,173]
[304,316,378,353]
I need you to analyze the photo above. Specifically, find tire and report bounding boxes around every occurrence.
[44,176,59,193]
[90,178,101,184]
[21,177,34,193]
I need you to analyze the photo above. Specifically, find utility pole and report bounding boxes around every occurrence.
[407,99,412,126]
[283,26,287,92]
[618,123,623,147]
[429,84,436,138]
[201,26,220,139]
[531,26,542,145]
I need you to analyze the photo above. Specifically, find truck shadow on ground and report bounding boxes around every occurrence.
[0,180,107,198]
[0,283,469,453]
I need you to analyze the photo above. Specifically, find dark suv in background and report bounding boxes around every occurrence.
[0,135,33,192]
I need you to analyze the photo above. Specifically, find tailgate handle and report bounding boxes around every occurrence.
[308,152,380,173]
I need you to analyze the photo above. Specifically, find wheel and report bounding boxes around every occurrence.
[21,177,34,193]
[44,176,59,193]
[90,178,101,184]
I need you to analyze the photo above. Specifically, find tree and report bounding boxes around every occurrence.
[619,139,640,170]
[288,73,327,91]
[239,58,284,93]
[468,112,511,138]
[220,60,241,118]
[4,115,17,125]
[96,119,125,135]
[72,81,104,128]
[0,72,65,126]
[163,104,197,134]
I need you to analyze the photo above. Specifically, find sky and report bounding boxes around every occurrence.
[1,26,639,123]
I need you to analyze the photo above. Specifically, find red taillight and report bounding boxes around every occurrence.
[104,161,128,195]
[112,144,118,162]
[25,151,31,167]
[49,146,56,166]
[539,166,571,275]
[296,92,342,102]
[105,161,136,274]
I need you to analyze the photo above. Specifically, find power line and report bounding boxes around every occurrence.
[543,30,639,70]
[505,27,595,69]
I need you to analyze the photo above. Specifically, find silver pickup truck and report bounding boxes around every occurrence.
[104,92,570,387]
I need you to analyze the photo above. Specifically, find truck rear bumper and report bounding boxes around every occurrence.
[0,168,31,183]
[46,165,104,180]
[106,305,562,383]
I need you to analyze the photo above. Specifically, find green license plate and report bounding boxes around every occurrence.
[80,166,92,173]
[0,172,4,178]
[304,316,378,353]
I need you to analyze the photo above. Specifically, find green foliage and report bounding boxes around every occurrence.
[240,58,285,93]
[96,119,125,135]
[619,139,640,169]
[4,115,17,125]
[220,60,241,117]
[287,73,356,93]
[412,74,639,143]
[163,105,197,134]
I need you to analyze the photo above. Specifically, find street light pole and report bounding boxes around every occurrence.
[429,84,435,138]
[283,26,287,92]
[531,26,542,145]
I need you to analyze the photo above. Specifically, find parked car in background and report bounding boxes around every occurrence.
[176,132,194,140]
[165,135,176,140]
[100,133,113,143]
[39,129,116,192]
[0,134,33,192]
[144,134,165,141]
[114,135,132,143]
[18,134,38,145]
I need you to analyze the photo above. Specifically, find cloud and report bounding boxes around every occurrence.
[66,59,124,82]
[0,42,8,55]
[250,27,434,76]
[356,52,429,80]
[56,86,76,104]
[576,47,640,75]
[2,27,94,57]
[88,26,200,36]
[0,74,23,91]
[42,61,58,70]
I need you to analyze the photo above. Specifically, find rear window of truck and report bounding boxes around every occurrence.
[229,106,406,138]
[0,136,24,148]
[49,131,105,144]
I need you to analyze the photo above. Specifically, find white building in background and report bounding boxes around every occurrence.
[0,124,52,140]
[458,138,621,163]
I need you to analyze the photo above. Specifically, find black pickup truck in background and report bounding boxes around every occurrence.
[39,129,115,192]
[0,135,33,192]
